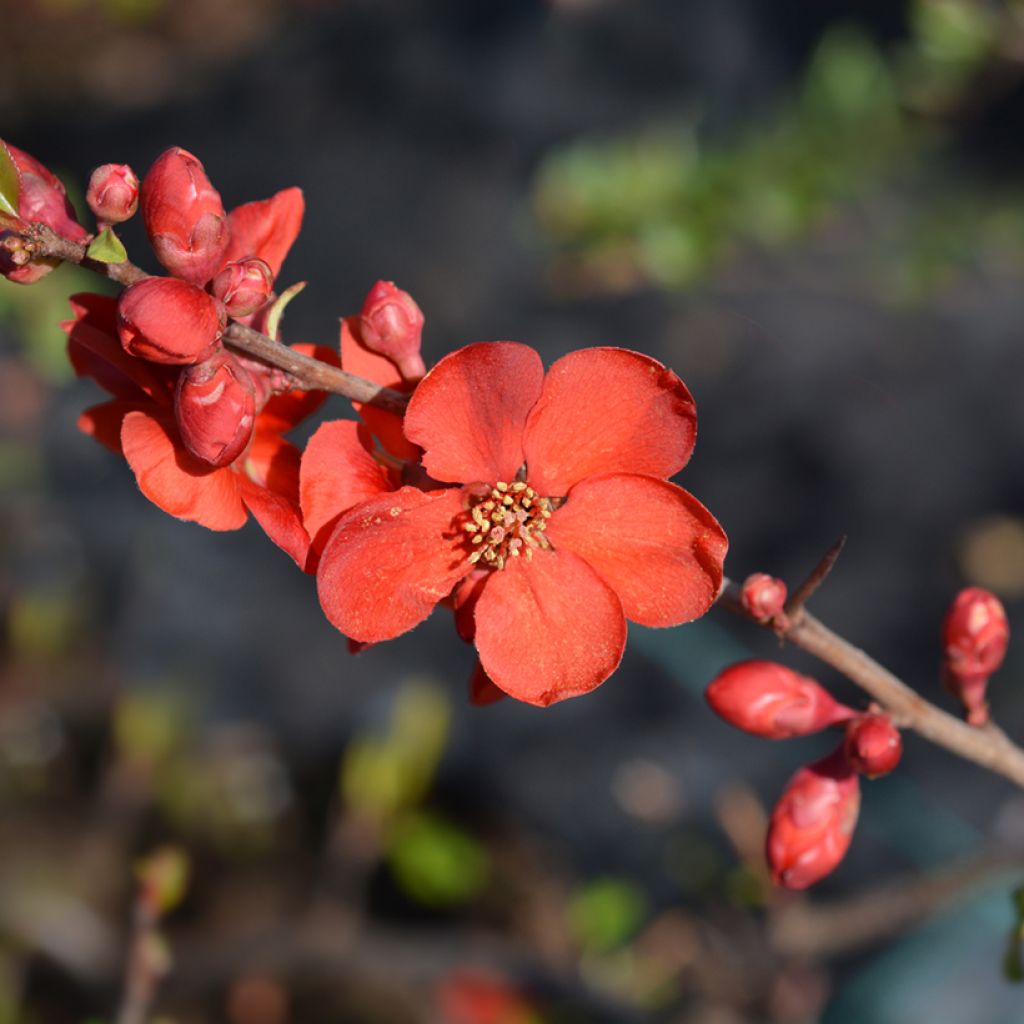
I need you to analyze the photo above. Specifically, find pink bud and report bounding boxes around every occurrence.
[844,713,901,777]
[86,163,139,224]
[766,748,860,890]
[175,351,257,467]
[1,142,88,284]
[118,276,225,365]
[740,572,788,621]
[705,660,854,739]
[359,280,426,380]
[140,147,229,285]
[211,257,274,317]
[941,587,1009,726]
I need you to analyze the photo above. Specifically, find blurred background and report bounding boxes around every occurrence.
[2,0,1024,1021]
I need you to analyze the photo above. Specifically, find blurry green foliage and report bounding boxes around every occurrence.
[0,264,106,382]
[1005,884,1024,982]
[532,2,1024,297]
[386,810,490,908]
[135,844,190,915]
[567,877,648,954]
[37,0,164,24]
[340,680,450,821]
[114,690,192,772]
[7,589,83,662]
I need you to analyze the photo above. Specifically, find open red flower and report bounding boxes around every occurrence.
[65,292,333,570]
[313,342,727,706]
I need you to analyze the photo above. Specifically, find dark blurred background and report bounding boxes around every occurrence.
[2,1,1024,1021]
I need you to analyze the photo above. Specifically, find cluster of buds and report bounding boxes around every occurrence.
[706,660,902,888]
[941,586,1009,726]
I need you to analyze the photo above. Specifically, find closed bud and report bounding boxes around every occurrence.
[211,256,273,317]
[86,163,139,224]
[175,351,256,467]
[1,142,88,284]
[844,713,901,777]
[359,280,426,380]
[741,572,788,621]
[766,748,860,890]
[118,276,225,365]
[706,660,854,739]
[942,587,1009,726]
[140,147,229,285]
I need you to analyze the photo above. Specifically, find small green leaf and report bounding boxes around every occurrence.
[567,878,648,953]
[264,280,306,341]
[0,141,20,219]
[86,228,127,264]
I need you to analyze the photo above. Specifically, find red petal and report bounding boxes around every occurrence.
[243,432,301,501]
[316,486,471,643]
[339,317,419,461]
[404,342,544,484]
[468,660,507,706]
[257,343,339,433]
[239,477,311,570]
[224,187,304,280]
[451,568,489,642]
[523,347,697,496]
[545,474,727,627]
[78,400,138,453]
[121,410,247,530]
[64,293,172,402]
[473,548,626,706]
[300,419,394,560]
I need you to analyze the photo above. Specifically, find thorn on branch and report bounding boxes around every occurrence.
[785,536,847,621]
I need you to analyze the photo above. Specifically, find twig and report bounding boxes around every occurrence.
[719,576,1024,789]
[115,902,166,1024]
[22,223,409,415]
[785,536,846,618]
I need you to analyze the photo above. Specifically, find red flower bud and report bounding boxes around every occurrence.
[175,351,257,467]
[1,142,88,284]
[359,280,426,380]
[766,748,860,890]
[211,256,273,317]
[140,147,229,285]
[706,660,854,739]
[86,163,139,224]
[740,572,788,620]
[844,712,901,777]
[942,587,1009,726]
[117,276,225,365]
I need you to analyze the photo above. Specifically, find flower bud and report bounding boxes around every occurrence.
[1,142,88,284]
[741,572,788,621]
[140,147,229,285]
[844,713,901,777]
[359,280,426,380]
[705,660,854,739]
[766,748,860,890]
[86,163,139,224]
[175,351,257,467]
[211,256,273,318]
[942,587,1009,681]
[118,276,225,365]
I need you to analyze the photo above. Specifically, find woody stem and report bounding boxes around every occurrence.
[719,576,1024,789]
[22,222,410,415]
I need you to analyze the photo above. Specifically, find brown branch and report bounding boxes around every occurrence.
[719,576,1024,789]
[22,223,410,415]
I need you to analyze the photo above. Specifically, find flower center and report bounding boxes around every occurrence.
[461,481,552,570]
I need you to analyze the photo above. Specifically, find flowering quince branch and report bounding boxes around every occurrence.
[4,140,1024,894]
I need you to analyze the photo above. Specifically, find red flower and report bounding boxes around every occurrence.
[311,341,727,706]
[65,292,333,570]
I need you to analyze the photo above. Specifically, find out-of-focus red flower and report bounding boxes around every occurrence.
[65,292,335,570]
[212,257,274,318]
[175,351,257,467]
[87,163,139,224]
[705,660,854,739]
[117,276,225,365]
[311,342,727,706]
[437,971,536,1024]
[941,586,1009,726]
[359,280,426,381]
[740,572,787,621]
[0,141,88,284]
[140,147,230,286]
[844,712,901,777]
[766,747,860,890]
